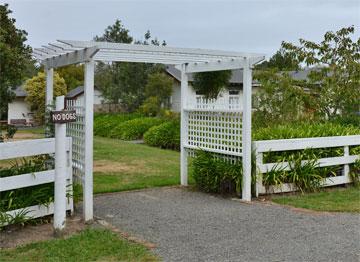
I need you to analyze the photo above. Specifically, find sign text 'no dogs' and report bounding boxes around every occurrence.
[51,110,77,124]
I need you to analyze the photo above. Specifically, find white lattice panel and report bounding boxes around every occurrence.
[195,94,241,110]
[185,109,242,156]
[66,99,85,180]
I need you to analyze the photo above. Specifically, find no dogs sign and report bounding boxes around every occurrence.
[51,110,77,123]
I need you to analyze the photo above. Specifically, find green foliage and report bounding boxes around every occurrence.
[282,25,360,119]
[144,72,173,107]
[94,20,166,111]
[144,120,180,150]
[24,72,67,124]
[139,96,161,116]
[94,113,143,137]
[56,64,84,91]
[256,47,300,70]
[190,150,243,194]
[0,229,158,261]
[253,121,360,141]
[0,4,32,119]
[0,124,17,142]
[253,70,314,128]
[262,150,339,193]
[110,117,164,140]
[192,70,232,99]
[272,187,360,213]
[350,159,360,185]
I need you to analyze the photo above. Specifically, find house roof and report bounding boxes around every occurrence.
[13,85,27,97]
[165,65,260,86]
[65,85,100,98]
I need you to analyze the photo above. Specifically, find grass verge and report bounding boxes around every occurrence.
[272,186,360,213]
[93,136,189,194]
[0,228,158,262]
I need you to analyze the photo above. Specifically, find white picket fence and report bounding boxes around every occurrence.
[0,138,73,225]
[254,135,360,195]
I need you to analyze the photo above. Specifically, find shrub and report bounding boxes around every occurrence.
[110,117,164,140]
[190,150,243,194]
[144,120,180,150]
[94,113,143,137]
[253,121,360,140]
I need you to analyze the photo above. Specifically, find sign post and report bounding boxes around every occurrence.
[52,96,76,236]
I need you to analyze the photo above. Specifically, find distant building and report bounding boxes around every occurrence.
[7,85,105,126]
[65,85,104,105]
[7,85,33,126]
[165,65,260,112]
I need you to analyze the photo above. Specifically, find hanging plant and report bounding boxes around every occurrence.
[192,70,232,99]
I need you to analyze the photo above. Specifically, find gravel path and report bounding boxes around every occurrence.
[94,187,360,262]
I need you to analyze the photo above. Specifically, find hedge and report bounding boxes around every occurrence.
[94,113,143,137]
[109,117,164,140]
[143,120,180,150]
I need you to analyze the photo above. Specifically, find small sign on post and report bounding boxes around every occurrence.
[51,110,77,124]
[53,96,75,236]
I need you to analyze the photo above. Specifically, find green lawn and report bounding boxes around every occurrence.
[0,229,158,262]
[93,136,188,194]
[272,187,360,213]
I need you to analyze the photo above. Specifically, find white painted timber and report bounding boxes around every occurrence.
[4,202,72,227]
[254,135,360,195]
[180,64,189,186]
[34,40,265,67]
[254,135,360,153]
[46,68,54,106]
[43,46,98,69]
[0,137,73,227]
[177,58,247,73]
[0,170,55,191]
[54,96,67,231]
[242,58,252,201]
[0,138,70,160]
[83,60,94,221]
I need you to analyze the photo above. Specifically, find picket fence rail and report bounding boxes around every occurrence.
[0,138,73,226]
[254,135,360,195]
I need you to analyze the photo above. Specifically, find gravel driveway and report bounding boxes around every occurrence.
[94,187,360,262]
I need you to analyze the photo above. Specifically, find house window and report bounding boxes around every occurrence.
[229,90,240,95]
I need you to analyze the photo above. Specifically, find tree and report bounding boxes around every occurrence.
[282,26,360,119]
[56,64,84,91]
[253,69,313,128]
[145,72,173,106]
[0,4,32,119]
[256,48,300,71]
[94,20,166,111]
[24,72,67,124]
[192,70,232,99]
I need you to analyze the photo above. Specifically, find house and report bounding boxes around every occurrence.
[65,85,104,105]
[165,66,260,112]
[7,85,33,126]
[7,85,105,126]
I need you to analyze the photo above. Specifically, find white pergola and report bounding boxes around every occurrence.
[33,40,264,222]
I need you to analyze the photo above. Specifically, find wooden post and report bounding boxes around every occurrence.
[242,58,252,201]
[83,60,94,222]
[45,68,54,137]
[54,95,67,235]
[344,145,350,178]
[180,64,189,186]
[46,68,54,106]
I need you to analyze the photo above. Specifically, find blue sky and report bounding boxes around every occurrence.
[3,0,360,58]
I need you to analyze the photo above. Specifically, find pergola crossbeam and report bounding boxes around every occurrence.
[43,46,99,69]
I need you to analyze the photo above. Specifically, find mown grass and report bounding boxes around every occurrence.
[0,228,158,262]
[93,136,189,194]
[272,186,360,213]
